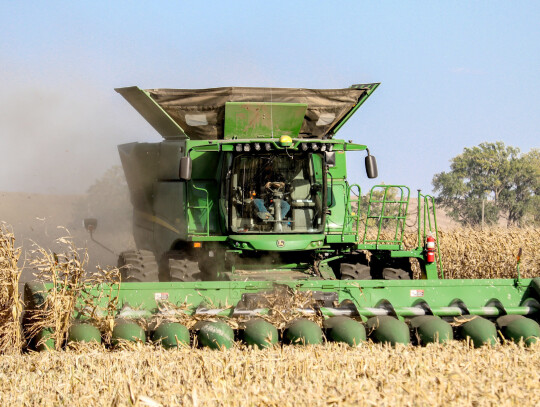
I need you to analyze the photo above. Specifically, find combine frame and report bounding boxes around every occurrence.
[24,83,540,349]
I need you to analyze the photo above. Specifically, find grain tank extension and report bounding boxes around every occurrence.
[24,84,540,349]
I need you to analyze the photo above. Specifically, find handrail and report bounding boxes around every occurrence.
[417,191,444,278]
[188,181,211,236]
[362,185,410,248]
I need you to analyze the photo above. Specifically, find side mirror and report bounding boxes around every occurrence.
[365,153,378,179]
[325,151,336,167]
[83,218,97,232]
[179,156,192,180]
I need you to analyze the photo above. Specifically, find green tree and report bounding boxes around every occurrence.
[432,142,539,227]
[502,148,540,226]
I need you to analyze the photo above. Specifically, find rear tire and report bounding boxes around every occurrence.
[118,250,159,282]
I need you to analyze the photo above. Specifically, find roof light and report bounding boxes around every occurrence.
[235,144,242,152]
[311,143,319,151]
[279,135,293,147]
[254,143,261,151]
[243,144,251,152]
[264,143,272,151]
[301,143,308,151]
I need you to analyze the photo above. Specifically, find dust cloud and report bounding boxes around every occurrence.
[0,79,149,278]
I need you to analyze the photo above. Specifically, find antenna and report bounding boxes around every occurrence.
[270,87,274,138]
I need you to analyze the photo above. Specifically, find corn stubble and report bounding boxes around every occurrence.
[0,343,538,406]
[0,226,539,406]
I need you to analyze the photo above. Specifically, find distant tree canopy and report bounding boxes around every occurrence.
[432,142,540,227]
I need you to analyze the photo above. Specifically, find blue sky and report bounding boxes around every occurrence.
[1,1,539,194]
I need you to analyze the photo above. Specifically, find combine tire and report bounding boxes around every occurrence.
[340,263,372,280]
[160,252,202,282]
[118,250,159,282]
[169,258,201,281]
[382,267,411,280]
[338,250,371,280]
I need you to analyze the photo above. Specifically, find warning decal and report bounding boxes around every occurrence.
[155,292,169,301]
[410,289,424,297]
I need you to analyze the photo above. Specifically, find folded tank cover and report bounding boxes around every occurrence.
[116,84,379,140]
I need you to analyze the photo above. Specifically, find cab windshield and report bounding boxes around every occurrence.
[229,152,325,234]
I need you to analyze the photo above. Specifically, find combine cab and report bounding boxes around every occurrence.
[25,84,540,349]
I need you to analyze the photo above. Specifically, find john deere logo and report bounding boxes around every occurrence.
[276,240,285,248]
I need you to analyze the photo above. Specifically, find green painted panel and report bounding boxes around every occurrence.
[25,278,540,321]
[187,180,218,235]
[228,234,324,251]
[328,151,347,179]
[224,102,307,139]
[326,183,346,232]
[190,150,220,179]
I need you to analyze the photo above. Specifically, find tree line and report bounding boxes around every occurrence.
[432,142,539,227]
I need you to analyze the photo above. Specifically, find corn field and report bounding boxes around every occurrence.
[0,225,539,406]
[401,227,540,279]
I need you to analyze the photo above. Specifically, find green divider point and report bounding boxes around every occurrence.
[284,319,323,345]
[112,320,146,345]
[197,321,234,350]
[152,322,190,348]
[496,315,524,329]
[243,319,278,349]
[503,318,540,346]
[460,317,497,347]
[411,316,453,344]
[367,316,410,346]
[324,316,366,347]
[68,323,102,344]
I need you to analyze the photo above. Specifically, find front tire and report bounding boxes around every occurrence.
[118,250,159,282]
[382,267,411,280]
[340,262,372,280]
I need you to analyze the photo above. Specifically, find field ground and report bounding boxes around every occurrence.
[0,343,538,407]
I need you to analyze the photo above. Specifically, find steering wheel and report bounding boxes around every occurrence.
[265,181,285,193]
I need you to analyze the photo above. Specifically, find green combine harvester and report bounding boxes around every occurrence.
[25,84,540,349]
